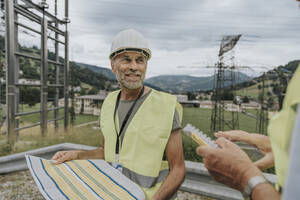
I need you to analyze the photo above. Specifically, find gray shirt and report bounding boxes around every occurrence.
[117,89,182,144]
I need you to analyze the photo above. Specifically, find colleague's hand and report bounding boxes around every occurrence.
[51,150,81,164]
[215,130,274,170]
[196,138,263,191]
[215,130,249,142]
[215,130,272,152]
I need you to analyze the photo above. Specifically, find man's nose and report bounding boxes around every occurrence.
[129,61,138,71]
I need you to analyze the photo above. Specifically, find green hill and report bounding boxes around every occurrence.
[75,62,116,80]
[235,60,300,110]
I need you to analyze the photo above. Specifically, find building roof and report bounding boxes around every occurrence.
[75,90,110,100]
[76,94,107,100]
[179,100,200,104]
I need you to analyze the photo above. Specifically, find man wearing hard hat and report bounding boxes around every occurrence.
[53,29,186,200]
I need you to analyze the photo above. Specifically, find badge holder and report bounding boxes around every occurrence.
[112,154,123,172]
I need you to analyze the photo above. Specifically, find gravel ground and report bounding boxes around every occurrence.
[0,170,214,200]
[0,171,44,200]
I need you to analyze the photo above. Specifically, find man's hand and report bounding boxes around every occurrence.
[51,150,81,164]
[196,138,262,191]
[52,147,105,164]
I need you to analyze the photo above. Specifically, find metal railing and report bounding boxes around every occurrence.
[0,143,277,200]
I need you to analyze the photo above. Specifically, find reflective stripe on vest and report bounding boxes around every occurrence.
[108,163,169,188]
[123,167,169,188]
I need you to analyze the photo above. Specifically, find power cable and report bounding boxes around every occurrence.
[75,0,300,20]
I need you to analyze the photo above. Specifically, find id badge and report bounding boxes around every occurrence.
[112,154,123,172]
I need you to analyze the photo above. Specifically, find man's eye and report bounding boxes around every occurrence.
[137,58,145,63]
[123,58,131,62]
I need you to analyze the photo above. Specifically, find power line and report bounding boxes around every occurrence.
[76,0,300,20]
[70,11,300,29]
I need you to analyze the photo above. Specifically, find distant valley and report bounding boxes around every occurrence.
[145,71,251,93]
[76,63,252,93]
[77,60,299,94]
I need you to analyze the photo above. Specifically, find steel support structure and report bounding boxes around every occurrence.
[5,0,16,145]
[54,0,59,133]
[64,0,69,130]
[40,13,48,136]
[210,35,242,133]
[211,60,225,132]
[210,55,240,132]
[14,0,20,140]
[4,0,70,145]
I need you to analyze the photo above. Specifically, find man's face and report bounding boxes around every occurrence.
[111,52,147,90]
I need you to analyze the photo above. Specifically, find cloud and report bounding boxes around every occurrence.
[67,0,300,77]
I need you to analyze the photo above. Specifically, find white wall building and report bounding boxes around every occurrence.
[175,94,200,107]
[59,90,110,115]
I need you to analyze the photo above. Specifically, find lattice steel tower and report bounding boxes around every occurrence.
[211,35,241,132]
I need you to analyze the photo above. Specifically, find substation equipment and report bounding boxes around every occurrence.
[3,0,70,146]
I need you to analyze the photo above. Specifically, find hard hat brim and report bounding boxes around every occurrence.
[109,47,151,60]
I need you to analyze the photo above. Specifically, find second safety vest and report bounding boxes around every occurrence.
[268,64,300,188]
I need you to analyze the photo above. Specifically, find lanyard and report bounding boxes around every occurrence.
[113,86,145,155]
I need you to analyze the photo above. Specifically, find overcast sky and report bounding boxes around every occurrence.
[44,0,300,78]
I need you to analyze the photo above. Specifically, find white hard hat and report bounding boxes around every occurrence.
[109,29,151,60]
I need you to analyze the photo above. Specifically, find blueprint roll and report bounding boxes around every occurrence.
[25,155,145,200]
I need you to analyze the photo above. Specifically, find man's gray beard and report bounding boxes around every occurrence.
[116,71,145,90]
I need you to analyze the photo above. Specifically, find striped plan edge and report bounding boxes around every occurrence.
[25,155,146,200]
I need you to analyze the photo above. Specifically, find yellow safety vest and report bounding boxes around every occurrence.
[268,64,300,188]
[100,89,182,199]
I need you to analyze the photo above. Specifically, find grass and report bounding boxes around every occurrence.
[182,107,258,136]
[0,110,100,156]
[16,107,98,126]
[81,82,93,89]
[181,107,260,162]
[0,125,102,157]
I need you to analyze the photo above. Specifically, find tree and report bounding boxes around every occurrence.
[187,92,196,100]
[88,87,98,95]
[211,90,234,101]
[258,92,264,103]
[80,87,87,96]
[267,97,275,109]
[242,96,250,103]
[21,87,40,106]
[257,84,262,90]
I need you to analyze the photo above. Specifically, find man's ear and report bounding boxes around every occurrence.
[111,60,116,74]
